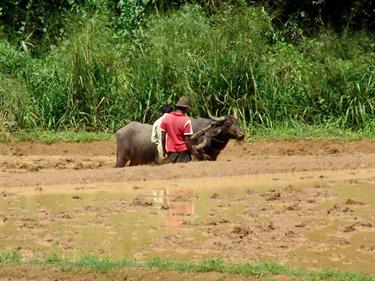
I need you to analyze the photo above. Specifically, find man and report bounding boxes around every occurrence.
[160,96,193,163]
[151,104,173,163]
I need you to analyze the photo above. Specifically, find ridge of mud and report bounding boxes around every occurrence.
[1,140,375,157]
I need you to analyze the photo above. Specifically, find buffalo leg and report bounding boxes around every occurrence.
[115,148,129,168]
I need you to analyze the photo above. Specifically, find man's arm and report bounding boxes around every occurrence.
[161,131,167,157]
[185,135,193,156]
[183,118,193,156]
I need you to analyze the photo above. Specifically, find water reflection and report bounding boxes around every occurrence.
[152,188,194,227]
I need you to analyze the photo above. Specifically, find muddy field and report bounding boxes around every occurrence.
[1,140,375,280]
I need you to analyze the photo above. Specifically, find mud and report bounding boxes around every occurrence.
[1,140,375,279]
[0,265,261,281]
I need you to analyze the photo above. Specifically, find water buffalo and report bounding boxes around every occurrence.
[115,115,244,167]
[190,115,245,161]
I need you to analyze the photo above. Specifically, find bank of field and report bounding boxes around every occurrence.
[1,255,374,281]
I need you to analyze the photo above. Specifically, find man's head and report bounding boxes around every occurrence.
[176,96,190,113]
[160,104,173,115]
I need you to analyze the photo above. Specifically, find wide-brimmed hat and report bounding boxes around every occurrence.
[176,96,190,108]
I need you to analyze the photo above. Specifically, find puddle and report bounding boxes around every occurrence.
[289,183,375,274]
[0,175,374,275]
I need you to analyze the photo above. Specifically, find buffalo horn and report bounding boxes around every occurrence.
[208,110,226,122]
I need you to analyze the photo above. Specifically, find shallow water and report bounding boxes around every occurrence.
[1,174,374,275]
[289,183,375,274]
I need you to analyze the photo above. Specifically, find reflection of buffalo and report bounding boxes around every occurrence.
[115,115,245,168]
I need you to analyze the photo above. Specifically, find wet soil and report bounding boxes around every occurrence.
[0,265,263,281]
[1,140,375,280]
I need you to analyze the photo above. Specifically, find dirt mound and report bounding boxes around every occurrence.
[0,141,116,157]
[1,139,375,158]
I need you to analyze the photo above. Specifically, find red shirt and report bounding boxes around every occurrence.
[160,111,193,153]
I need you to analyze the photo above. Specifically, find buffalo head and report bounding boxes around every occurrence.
[209,114,245,141]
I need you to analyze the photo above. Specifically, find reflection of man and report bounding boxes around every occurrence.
[152,187,195,227]
[166,188,194,228]
[151,104,173,163]
[167,200,194,227]
[160,96,193,163]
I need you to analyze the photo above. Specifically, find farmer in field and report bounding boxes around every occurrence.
[160,96,193,163]
[151,104,174,163]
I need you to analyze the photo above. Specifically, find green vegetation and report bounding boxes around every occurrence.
[1,122,374,144]
[0,129,113,143]
[0,252,374,281]
[245,121,375,140]
[0,251,19,264]
[0,1,374,137]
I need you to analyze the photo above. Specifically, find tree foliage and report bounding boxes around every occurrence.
[148,0,374,32]
[1,0,373,46]
[256,0,374,33]
[0,0,85,54]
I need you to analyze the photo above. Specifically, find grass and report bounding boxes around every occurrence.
[0,130,114,143]
[0,252,373,281]
[245,123,375,141]
[1,4,374,132]
[1,123,374,144]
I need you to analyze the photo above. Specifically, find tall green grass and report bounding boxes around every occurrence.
[1,15,128,131]
[125,5,374,129]
[0,4,374,133]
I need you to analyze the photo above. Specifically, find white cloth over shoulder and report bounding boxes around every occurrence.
[151,113,168,160]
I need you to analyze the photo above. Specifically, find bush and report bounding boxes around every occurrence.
[0,3,373,132]
[124,5,274,122]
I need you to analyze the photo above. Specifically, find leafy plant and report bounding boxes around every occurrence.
[0,1,373,133]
